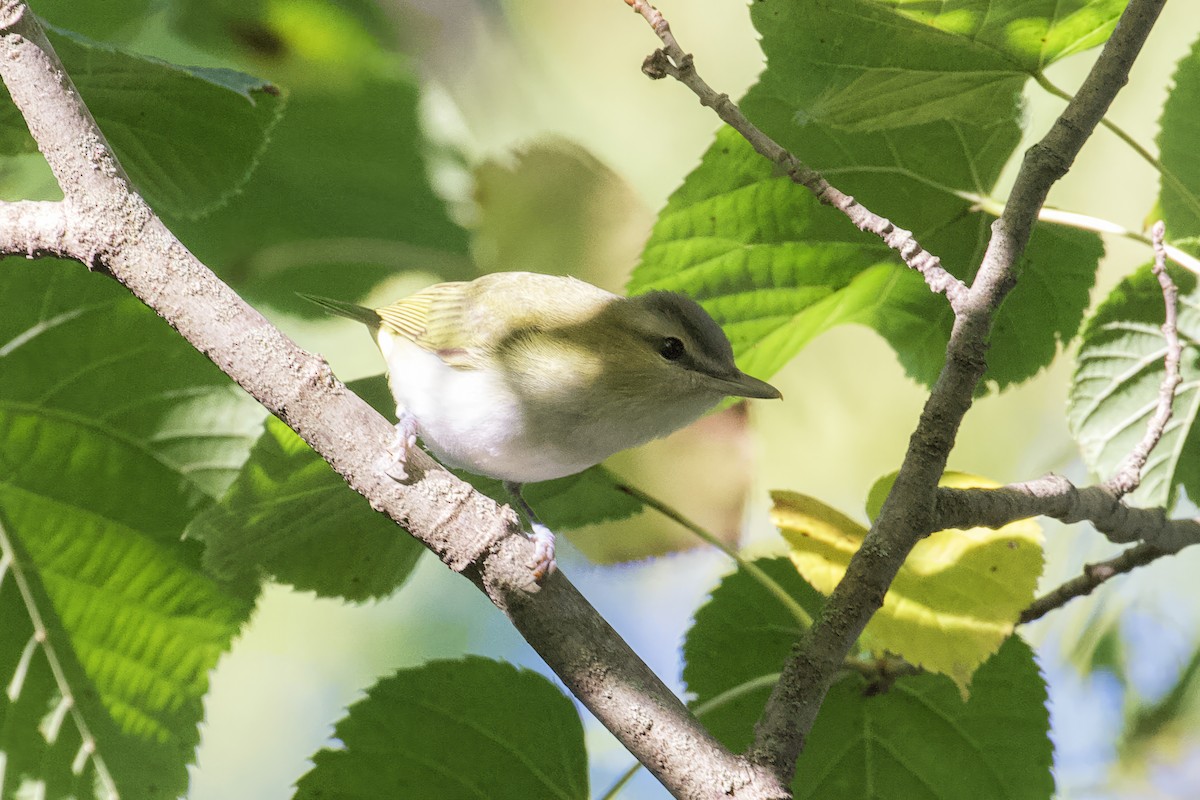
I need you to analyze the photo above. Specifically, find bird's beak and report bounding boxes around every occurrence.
[724,371,783,400]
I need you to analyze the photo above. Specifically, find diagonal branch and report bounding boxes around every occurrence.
[0,5,784,798]
[739,0,1168,781]
[624,0,969,312]
[1019,541,1165,623]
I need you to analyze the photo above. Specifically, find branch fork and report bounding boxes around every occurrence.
[625,0,1170,786]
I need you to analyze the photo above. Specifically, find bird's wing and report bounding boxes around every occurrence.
[375,281,477,367]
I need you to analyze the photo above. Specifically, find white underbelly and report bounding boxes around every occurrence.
[379,336,597,483]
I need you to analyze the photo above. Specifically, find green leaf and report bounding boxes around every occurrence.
[0,263,265,498]
[747,0,1122,133]
[794,637,1052,799]
[684,559,1053,798]
[683,558,825,752]
[632,131,1099,389]
[0,518,114,800]
[188,413,424,602]
[0,29,284,218]
[30,0,155,40]
[0,263,259,798]
[1158,33,1200,236]
[1068,264,1200,508]
[295,658,589,800]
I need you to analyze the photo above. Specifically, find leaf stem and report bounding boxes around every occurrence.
[595,762,642,800]
[961,193,1200,276]
[1033,71,1200,224]
[616,483,814,628]
[0,516,117,797]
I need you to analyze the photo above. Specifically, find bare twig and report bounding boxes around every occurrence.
[935,476,1200,551]
[1019,542,1164,623]
[624,0,969,312]
[1105,220,1183,497]
[0,6,787,798]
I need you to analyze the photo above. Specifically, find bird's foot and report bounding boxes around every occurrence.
[527,521,557,582]
[383,411,419,482]
[505,481,557,582]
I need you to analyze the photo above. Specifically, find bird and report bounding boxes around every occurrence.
[303,271,781,580]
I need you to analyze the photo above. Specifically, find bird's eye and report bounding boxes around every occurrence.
[659,336,685,361]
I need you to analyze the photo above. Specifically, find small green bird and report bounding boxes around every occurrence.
[304,271,781,579]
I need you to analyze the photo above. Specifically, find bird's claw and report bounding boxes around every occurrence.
[384,412,419,482]
[528,522,557,582]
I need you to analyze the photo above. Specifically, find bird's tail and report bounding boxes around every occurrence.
[299,294,382,328]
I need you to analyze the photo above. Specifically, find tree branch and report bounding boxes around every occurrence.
[741,0,1168,781]
[1019,541,1165,623]
[939,222,1187,620]
[0,5,786,798]
[934,475,1200,549]
[624,0,969,312]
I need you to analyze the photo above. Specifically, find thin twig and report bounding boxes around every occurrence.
[623,0,969,312]
[1105,220,1183,497]
[1019,541,1163,623]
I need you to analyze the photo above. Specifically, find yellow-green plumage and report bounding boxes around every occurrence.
[305,272,780,578]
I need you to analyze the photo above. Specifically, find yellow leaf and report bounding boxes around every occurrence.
[772,473,1044,698]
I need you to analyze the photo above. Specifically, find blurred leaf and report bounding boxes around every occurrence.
[30,0,154,40]
[0,29,284,219]
[1122,644,1200,755]
[167,75,470,309]
[295,658,588,800]
[188,414,424,602]
[162,0,470,309]
[1158,34,1200,235]
[684,559,1052,798]
[775,473,1044,696]
[168,0,398,81]
[472,139,648,277]
[1068,264,1200,509]
[0,262,259,799]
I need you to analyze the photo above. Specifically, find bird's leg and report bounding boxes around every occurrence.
[383,408,420,482]
[504,481,557,581]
